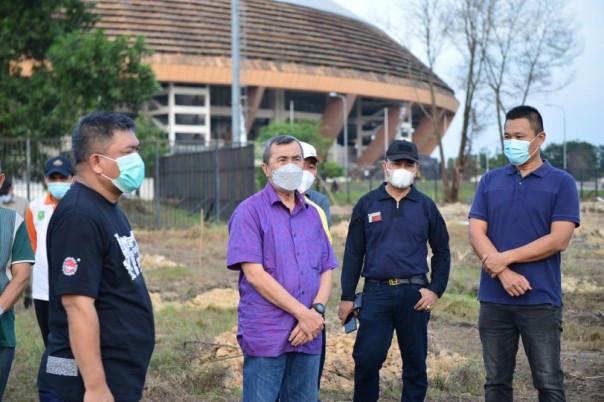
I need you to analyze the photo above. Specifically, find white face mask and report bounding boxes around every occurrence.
[270,163,304,192]
[387,167,415,189]
[297,170,316,194]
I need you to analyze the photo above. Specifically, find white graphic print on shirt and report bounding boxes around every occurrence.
[114,231,142,280]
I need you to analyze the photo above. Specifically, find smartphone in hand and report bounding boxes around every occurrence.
[344,313,357,333]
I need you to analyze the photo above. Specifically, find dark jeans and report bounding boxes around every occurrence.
[479,302,565,402]
[318,326,326,390]
[0,347,15,401]
[353,282,430,402]
[39,390,70,402]
[34,299,50,347]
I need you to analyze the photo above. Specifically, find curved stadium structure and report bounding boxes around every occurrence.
[89,0,458,168]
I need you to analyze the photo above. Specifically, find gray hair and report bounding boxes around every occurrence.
[262,135,302,164]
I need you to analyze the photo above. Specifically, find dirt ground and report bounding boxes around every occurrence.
[137,201,604,401]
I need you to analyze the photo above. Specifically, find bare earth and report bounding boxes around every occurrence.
[137,202,604,401]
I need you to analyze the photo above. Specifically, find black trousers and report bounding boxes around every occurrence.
[34,299,50,347]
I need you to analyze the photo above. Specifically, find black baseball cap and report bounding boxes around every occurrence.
[385,140,419,162]
[45,156,73,177]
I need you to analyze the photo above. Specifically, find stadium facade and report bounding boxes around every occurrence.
[89,0,458,169]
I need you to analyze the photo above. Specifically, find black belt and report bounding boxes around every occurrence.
[365,275,428,286]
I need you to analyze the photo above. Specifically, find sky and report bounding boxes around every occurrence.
[330,0,604,159]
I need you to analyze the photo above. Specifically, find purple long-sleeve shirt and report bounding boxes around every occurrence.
[227,183,338,357]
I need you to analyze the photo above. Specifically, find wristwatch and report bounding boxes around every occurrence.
[0,307,4,317]
[311,303,326,316]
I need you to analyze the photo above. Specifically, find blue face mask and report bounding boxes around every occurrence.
[503,136,540,166]
[47,182,71,199]
[100,152,145,193]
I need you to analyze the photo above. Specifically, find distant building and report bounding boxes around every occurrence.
[90,0,458,169]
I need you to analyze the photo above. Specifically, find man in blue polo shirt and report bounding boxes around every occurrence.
[469,105,580,402]
[338,140,450,402]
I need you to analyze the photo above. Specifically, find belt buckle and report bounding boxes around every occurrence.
[388,278,399,286]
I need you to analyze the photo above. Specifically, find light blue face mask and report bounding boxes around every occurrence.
[0,195,12,203]
[47,182,71,199]
[503,136,540,166]
[100,152,145,193]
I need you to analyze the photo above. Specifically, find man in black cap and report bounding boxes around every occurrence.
[25,156,73,345]
[338,140,451,401]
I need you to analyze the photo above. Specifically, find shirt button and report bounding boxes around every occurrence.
[301,291,305,295]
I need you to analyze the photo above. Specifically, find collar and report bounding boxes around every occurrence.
[505,159,552,178]
[377,182,420,202]
[264,182,309,210]
[44,192,60,207]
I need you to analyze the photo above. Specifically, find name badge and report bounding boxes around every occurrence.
[368,211,382,223]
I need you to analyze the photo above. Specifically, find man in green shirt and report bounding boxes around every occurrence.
[0,162,35,399]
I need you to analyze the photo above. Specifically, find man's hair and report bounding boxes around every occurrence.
[506,105,544,135]
[0,178,11,195]
[72,112,136,165]
[262,135,301,165]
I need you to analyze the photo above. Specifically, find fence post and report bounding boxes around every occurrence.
[25,139,32,200]
[215,143,221,222]
[595,168,599,199]
[154,141,161,230]
[580,169,583,200]
[199,208,204,266]
[433,164,438,202]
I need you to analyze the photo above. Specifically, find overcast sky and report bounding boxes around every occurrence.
[332,0,604,159]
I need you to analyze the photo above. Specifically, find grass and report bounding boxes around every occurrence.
[429,358,484,397]
[5,308,43,401]
[145,305,240,400]
[5,202,603,401]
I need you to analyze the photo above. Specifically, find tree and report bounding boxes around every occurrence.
[254,119,342,190]
[484,0,580,153]
[256,119,332,161]
[446,0,495,202]
[136,116,169,178]
[542,141,598,179]
[384,0,579,202]
[406,0,453,200]
[0,0,158,138]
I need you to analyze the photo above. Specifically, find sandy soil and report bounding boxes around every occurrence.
[137,201,604,401]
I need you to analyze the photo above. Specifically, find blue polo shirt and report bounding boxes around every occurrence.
[341,183,450,301]
[469,161,580,306]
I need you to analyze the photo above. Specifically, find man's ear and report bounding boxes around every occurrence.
[89,154,103,174]
[261,163,271,179]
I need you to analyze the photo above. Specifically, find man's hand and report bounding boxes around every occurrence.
[337,301,355,325]
[497,268,532,297]
[414,288,438,312]
[23,296,32,309]
[482,252,511,277]
[291,308,323,341]
[288,322,318,346]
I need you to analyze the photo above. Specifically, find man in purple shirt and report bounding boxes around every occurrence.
[227,135,338,401]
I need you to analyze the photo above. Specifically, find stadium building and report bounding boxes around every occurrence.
[89,0,458,169]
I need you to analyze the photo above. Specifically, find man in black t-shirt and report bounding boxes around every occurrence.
[38,112,155,402]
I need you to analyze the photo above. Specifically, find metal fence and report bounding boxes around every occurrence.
[0,138,255,229]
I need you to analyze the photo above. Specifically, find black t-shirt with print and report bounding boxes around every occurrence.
[38,182,155,402]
